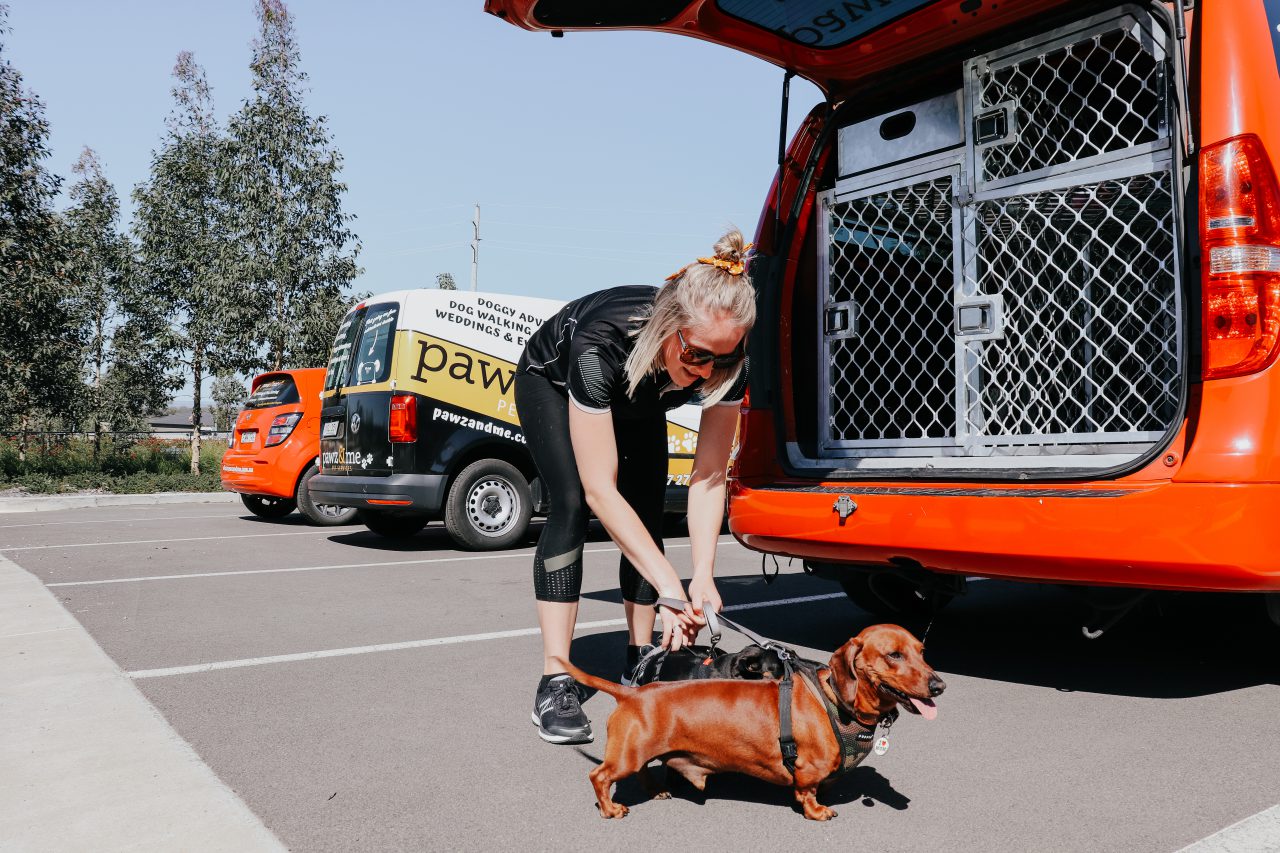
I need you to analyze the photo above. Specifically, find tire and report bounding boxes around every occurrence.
[241,493,297,519]
[296,466,358,527]
[444,459,532,550]
[839,570,954,620]
[357,508,430,538]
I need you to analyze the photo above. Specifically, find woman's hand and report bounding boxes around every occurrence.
[657,593,702,651]
[688,575,722,617]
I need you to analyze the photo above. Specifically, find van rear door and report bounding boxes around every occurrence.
[486,0,1072,98]
[320,302,402,477]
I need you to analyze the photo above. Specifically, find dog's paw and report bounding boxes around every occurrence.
[652,790,672,800]
[597,802,629,819]
[805,806,838,821]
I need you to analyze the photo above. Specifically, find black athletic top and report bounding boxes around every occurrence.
[517,285,748,420]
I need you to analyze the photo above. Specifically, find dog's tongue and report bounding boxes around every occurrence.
[910,697,938,720]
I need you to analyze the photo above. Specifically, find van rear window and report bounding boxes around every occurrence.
[351,304,400,386]
[717,0,937,48]
[246,377,300,409]
[325,308,365,392]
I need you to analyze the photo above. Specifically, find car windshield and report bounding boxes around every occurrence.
[716,0,938,48]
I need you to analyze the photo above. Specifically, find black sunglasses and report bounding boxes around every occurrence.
[676,328,746,369]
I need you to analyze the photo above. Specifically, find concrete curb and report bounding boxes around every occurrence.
[0,555,288,852]
[0,491,240,514]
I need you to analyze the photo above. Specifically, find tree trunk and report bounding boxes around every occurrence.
[191,352,203,476]
[93,313,104,463]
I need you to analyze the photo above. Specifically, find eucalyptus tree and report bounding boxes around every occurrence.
[0,5,78,454]
[65,148,137,456]
[133,52,244,474]
[210,371,246,432]
[224,0,361,373]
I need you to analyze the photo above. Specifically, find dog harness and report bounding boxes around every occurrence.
[787,663,896,778]
[626,644,727,684]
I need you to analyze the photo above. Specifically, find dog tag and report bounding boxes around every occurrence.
[873,736,890,756]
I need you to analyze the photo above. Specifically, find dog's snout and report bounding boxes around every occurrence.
[927,674,946,697]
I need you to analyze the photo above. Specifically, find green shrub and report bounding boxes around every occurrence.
[0,435,228,494]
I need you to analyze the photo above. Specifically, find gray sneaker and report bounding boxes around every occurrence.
[531,675,593,744]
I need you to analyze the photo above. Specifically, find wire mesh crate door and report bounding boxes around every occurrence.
[962,172,1179,447]
[972,10,1168,187]
[822,172,960,450]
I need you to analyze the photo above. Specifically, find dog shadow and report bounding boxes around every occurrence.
[571,747,909,816]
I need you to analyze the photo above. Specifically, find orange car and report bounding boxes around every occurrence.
[221,368,357,526]
[493,1,1280,628]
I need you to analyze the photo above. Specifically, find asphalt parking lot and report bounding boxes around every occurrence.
[3,500,1279,852]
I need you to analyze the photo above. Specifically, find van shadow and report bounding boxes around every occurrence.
[574,574,1279,700]
[325,519,617,552]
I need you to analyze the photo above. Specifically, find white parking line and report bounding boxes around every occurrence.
[1,530,332,551]
[43,538,736,587]
[0,513,240,529]
[1177,804,1280,852]
[126,592,846,679]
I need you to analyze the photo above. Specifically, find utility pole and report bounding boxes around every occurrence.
[471,203,480,291]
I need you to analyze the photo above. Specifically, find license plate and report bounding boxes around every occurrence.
[321,420,339,438]
[239,430,257,444]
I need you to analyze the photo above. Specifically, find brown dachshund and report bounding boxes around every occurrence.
[556,623,944,820]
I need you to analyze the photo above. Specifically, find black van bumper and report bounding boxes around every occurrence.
[308,473,448,514]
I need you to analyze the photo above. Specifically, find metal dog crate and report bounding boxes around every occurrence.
[818,6,1181,469]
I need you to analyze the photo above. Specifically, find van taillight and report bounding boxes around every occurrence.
[1200,134,1280,379]
[265,412,302,446]
[389,394,416,443]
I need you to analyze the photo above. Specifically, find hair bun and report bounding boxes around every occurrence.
[712,229,746,264]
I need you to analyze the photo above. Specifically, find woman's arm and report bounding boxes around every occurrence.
[685,403,740,613]
[568,403,699,647]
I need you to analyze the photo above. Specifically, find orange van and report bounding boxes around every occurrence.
[221,368,357,526]
[492,1,1280,628]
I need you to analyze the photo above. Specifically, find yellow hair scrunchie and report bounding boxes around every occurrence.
[665,243,754,281]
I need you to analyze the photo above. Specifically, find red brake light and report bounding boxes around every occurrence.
[389,394,417,443]
[265,412,302,446]
[1200,134,1280,379]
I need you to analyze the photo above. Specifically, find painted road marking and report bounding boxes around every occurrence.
[126,592,846,679]
[44,538,735,587]
[1,530,333,551]
[0,513,241,529]
[1177,804,1280,852]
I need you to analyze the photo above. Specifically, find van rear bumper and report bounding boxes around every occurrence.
[308,472,448,514]
[727,479,1280,592]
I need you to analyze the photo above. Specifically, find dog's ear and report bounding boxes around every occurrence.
[829,637,863,709]
[735,646,764,676]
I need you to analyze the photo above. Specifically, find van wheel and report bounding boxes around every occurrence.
[296,466,358,526]
[445,459,532,550]
[241,494,296,519]
[357,509,429,538]
[839,570,953,619]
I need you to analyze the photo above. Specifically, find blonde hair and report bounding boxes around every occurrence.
[624,229,756,405]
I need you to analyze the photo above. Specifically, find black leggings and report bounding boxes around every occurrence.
[514,370,667,605]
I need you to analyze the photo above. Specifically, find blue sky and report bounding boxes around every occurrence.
[8,2,821,403]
